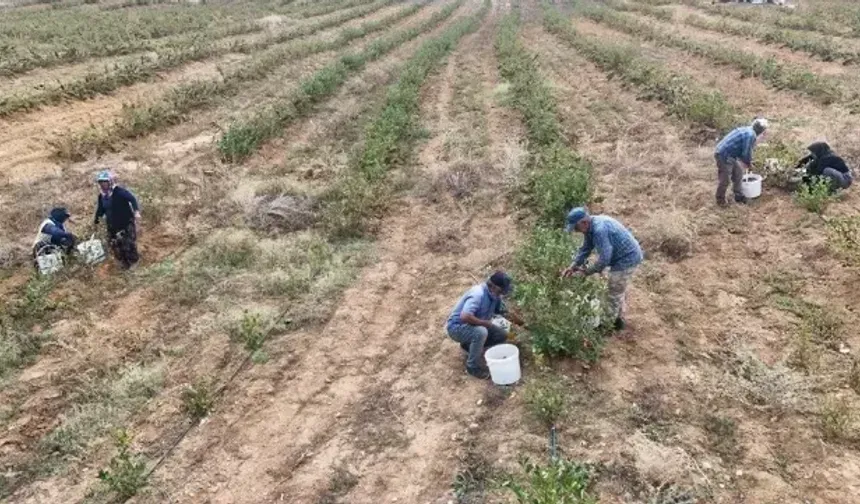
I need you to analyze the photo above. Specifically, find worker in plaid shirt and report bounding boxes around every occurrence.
[714,117,769,206]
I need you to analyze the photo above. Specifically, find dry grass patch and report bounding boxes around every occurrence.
[638,208,697,261]
[425,226,464,254]
[246,193,319,233]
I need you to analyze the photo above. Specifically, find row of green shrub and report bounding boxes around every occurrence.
[496,11,606,363]
[56,0,427,160]
[218,0,466,162]
[579,4,842,105]
[323,0,490,238]
[544,7,738,135]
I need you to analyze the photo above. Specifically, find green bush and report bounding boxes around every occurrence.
[502,458,597,504]
[794,177,832,213]
[524,375,567,426]
[512,228,607,361]
[181,378,216,420]
[827,215,860,266]
[229,311,266,352]
[97,429,148,500]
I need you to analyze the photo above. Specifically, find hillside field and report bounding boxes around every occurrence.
[1,0,860,502]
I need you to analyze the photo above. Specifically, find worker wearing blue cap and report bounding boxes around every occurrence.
[561,207,642,331]
[446,270,525,379]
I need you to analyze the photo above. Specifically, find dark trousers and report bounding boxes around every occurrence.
[109,223,139,268]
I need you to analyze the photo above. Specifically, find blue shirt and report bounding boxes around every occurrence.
[715,126,757,165]
[446,283,505,331]
[573,215,643,273]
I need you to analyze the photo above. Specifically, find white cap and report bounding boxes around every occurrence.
[752,117,769,133]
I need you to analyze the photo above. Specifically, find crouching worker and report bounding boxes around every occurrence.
[33,207,77,267]
[561,207,643,332]
[94,170,141,270]
[795,142,853,193]
[446,271,525,379]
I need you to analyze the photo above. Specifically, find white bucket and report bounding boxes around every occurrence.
[484,343,521,385]
[742,173,763,199]
[36,252,63,275]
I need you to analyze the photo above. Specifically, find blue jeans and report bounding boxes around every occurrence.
[822,167,853,190]
[447,323,507,369]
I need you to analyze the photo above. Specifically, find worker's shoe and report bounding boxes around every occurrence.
[614,317,626,331]
[466,365,490,380]
[734,195,748,205]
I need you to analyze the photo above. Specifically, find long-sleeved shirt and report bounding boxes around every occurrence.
[795,142,851,180]
[34,219,75,247]
[94,186,139,233]
[572,215,643,274]
[446,283,506,331]
[715,126,757,165]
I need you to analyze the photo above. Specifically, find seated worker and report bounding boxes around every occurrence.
[795,142,853,193]
[33,207,77,263]
[446,271,525,379]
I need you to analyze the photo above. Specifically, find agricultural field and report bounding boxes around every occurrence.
[2,0,860,502]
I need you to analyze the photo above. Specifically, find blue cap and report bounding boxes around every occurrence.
[489,270,512,296]
[565,207,589,233]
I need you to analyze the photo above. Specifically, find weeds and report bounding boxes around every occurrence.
[639,209,696,261]
[794,177,832,214]
[827,215,860,266]
[755,139,801,190]
[323,1,489,237]
[544,8,737,134]
[820,397,853,441]
[228,311,267,353]
[197,237,258,270]
[316,465,359,504]
[703,415,743,462]
[524,375,567,426]
[502,458,597,504]
[181,378,216,421]
[219,0,467,162]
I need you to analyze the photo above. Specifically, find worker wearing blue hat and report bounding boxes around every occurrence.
[446,270,525,379]
[32,207,78,268]
[561,207,643,332]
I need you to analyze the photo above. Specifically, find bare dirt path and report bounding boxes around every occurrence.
[130,2,531,502]
[524,18,860,503]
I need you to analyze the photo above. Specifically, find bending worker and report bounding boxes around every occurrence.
[446,271,525,379]
[33,207,77,264]
[714,117,769,206]
[561,207,643,332]
[795,141,853,193]
[94,170,142,270]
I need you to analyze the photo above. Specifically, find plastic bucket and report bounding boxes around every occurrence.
[742,173,763,199]
[484,343,521,385]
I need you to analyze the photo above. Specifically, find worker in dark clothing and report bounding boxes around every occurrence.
[94,170,141,269]
[795,142,853,193]
[33,207,77,267]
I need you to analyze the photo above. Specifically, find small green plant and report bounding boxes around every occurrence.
[181,379,216,420]
[795,177,833,213]
[229,311,266,352]
[98,429,148,501]
[524,375,567,426]
[788,330,818,373]
[502,458,597,504]
[820,397,853,441]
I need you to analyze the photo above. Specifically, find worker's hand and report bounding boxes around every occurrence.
[560,266,585,278]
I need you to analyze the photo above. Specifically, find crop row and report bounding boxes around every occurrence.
[323,0,490,238]
[55,0,428,159]
[544,6,738,134]
[217,0,465,162]
[699,2,860,38]
[580,4,843,105]
[679,11,859,64]
[294,0,376,18]
[0,0,360,77]
[0,0,402,117]
[496,9,606,362]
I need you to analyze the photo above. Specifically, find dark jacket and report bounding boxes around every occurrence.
[94,186,139,233]
[796,142,851,182]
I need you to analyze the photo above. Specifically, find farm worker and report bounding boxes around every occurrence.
[446,271,525,379]
[713,117,769,206]
[93,170,141,270]
[794,141,853,193]
[561,207,643,332]
[32,207,78,262]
